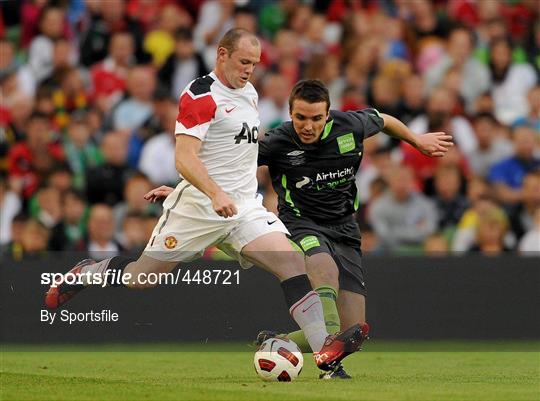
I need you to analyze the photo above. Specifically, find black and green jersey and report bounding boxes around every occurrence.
[258,109,384,223]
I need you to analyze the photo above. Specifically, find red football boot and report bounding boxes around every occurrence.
[314,322,370,371]
[44,259,95,309]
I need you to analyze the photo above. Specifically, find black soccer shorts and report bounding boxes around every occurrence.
[282,215,367,296]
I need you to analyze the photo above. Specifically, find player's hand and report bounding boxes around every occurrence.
[144,186,174,203]
[416,132,453,157]
[212,191,238,218]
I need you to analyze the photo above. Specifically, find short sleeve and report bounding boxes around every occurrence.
[348,108,385,140]
[175,78,217,140]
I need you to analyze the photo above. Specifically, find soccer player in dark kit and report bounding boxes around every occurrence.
[255,80,452,378]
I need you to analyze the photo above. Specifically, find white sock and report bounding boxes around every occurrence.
[79,258,113,286]
[289,291,329,352]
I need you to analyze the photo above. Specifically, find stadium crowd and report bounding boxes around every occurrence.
[0,0,539,260]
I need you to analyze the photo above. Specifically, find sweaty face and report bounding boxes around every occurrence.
[219,37,260,89]
[290,100,329,144]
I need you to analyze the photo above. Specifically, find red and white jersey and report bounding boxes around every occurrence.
[175,71,260,201]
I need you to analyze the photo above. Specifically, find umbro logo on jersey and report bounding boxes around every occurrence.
[287,150,305,156]
[225,106,237,113]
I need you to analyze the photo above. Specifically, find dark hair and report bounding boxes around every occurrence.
[288,80,330,112]
[175,27,193,41]
[217,28,259,54]
[27,111,50,123]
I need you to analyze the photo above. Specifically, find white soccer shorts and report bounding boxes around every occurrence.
[143,181,289,266]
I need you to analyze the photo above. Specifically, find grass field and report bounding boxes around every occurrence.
[1,341,539,401]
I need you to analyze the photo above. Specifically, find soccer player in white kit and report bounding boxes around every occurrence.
[45,29,368,372]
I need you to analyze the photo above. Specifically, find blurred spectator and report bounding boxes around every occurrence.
[425,26,491,112]
[2,213,27,259]
[0,93,35,168]
[41,38,78,90]
[113,172,158,242]
[47,165,74,195]
[90,31,135,112]
[398,74,426,124]
[158,28,208,100]
[270,29,303,89]
[488,38,537,125]
[368,165,437,252]
[518,207,540,254]
[86,203,121,260]
[27,6,66,84]
[62,113,104,190]
[369,74,401,119]
[433,164,467,231]
[7,112,64,199]
[121,212,148,252]
[452,178,493,252]
[138,100,178,185]
[80,0,149,67]
[86,132,130,205]
[0,38,36,98]
[112,66,155,130]
[423,233,449,256]
[31,185,62,229]
[193,0,234,68]
[258,73,290,131]
[488,126,540,205]
[144,4,189,67]
[304,54,345,109]
[509,171,540,241]
[0,175,21,245]
[469,205,512,254]
[408,0,451,40]
[468,113,513,177]
[512,85,540,132]
[50,66,89,131]
[356,144,393,207]
[409,87,477,156]
[19,219,50,257]
[49,188,88,251]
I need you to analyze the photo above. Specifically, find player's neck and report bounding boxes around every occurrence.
[213,68,234,89]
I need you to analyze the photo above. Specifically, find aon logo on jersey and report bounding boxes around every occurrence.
[234,123,259,144]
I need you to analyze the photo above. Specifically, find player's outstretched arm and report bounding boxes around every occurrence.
[175,134,238,218]
[380,113,453,157]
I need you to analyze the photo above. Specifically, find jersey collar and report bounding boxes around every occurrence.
[289,117,334,150]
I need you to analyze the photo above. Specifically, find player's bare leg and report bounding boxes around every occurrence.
[337,290,366,330]
[242,232,367,371]
[122,255,179,289]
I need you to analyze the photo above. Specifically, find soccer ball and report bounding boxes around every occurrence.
[253,338,303,382]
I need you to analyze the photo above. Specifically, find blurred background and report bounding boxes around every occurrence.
[0,0,539,261]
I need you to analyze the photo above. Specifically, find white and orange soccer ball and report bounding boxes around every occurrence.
[253,338,303,382]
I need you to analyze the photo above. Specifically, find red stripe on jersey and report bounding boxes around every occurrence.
[177,92,217,129]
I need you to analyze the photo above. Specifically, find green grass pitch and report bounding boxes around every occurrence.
[1,341,538,401]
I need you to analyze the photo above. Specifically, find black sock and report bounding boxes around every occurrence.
[280,274,313,309]
[106,256,135,287]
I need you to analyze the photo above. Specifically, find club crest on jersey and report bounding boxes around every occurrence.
[164,236,178,249]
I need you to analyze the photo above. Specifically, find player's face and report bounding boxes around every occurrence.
[219,37,261,89]
[290,100,329,144]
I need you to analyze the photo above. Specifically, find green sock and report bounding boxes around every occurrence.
[285,286,340,353]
